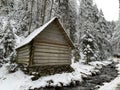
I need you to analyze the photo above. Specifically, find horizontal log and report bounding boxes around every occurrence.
[33,61,70,65]
[41,29,62,36]
[33,52,70,57]
[41,25,62,34]
[34,39,68,46]
[17,59,29,63]
[17,49,30,54]
[17,52,30,57]
[17,61,29,65]
[36,35,66,42]
[18,59,29,62]
[33,62,70,66]
[33,42,70,48]
[34,48,70,54]
[33,59,70,63]
[33,45,70,51]
[39,26,64,36]
[33,58,71,61]
[36,31,65,40]
[34,59,70,61]
[33,56,70,60]
[17,59,29,62]
[17,45,30,51]
[17,56,29,59]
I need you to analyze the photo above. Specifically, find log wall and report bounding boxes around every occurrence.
[17,44,30,65]
[33,23,71,66]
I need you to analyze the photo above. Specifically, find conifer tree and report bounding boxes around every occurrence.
[78,0,112,62]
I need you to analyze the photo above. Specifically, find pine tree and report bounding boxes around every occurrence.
[80,31,97,63]
[78,0,112,62]
[3,22,15,58]
[2,21,17,72]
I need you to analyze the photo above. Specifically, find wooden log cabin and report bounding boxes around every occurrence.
[16,17,75,76]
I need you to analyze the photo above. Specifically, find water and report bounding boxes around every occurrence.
[31,62,118,90]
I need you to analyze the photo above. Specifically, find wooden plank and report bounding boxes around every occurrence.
[36,32,65,41]
[33,56,69,60]
[17,59,29,63]
[17,61,29,65]
[37,24,62,35]
[35,32,64,39]
[35,35,67,43]
[34,49,70,54]
[34,56,70,60]
[17,56,29,59]
[34,26,68,44]
[41,30,62,36]
[55,21,75,49]
[33,45,70,51]
[33,55,70,59]
[33,62,70,66]
[39,24,63,35]
[17,59,29,62]
[17,57,29,60]
[17,52,29,57]
[34,52,70,57]
[34,60,69,64]
[18,59,29,62]
[18,45,30,51]
[33,58,70,61]
[17,54,29,58]
[33,58,70,62]
[33,42,70,48]
[34,39,68,46]
[17,58,29,64]
[33,59,70,63]
[18,49,30,54]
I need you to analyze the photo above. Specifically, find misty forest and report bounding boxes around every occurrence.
[0,0,120,90]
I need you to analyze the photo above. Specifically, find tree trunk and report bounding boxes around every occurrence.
[41,0,47,25]
[28,0,34,34]
[49,0,54,20]
[36,0,39,28]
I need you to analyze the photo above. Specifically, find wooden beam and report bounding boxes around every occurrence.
[33,62,70,66]
[34,60,69,64]
[34,40,68,46]
[33,45,70,51]
[33,56,70,60]
[34,52,70,57]
[33,42,70,48]
[34,48,70,54]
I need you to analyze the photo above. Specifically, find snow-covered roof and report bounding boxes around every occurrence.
[16,17,56,49]
[16,17,75,49]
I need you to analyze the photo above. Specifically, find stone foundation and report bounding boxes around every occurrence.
[21,65,74,79]
[29,65,73,75]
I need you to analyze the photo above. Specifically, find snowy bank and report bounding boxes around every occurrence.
[0,60,112,90]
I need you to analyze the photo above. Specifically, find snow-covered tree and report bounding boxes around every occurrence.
[0,0,114,65]
[77,0,112,62]
[80,31,97,63]
[2,21,15,62]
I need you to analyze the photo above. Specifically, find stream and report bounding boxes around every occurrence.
[32,62,118,90]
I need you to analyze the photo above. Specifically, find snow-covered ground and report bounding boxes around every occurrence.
[0,60,112,90]
[98,58,120,90]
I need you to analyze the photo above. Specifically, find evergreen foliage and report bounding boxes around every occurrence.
[78,0,113,62]
[0,0,116,67]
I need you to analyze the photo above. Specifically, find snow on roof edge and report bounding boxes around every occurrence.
[16,17,56,49]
